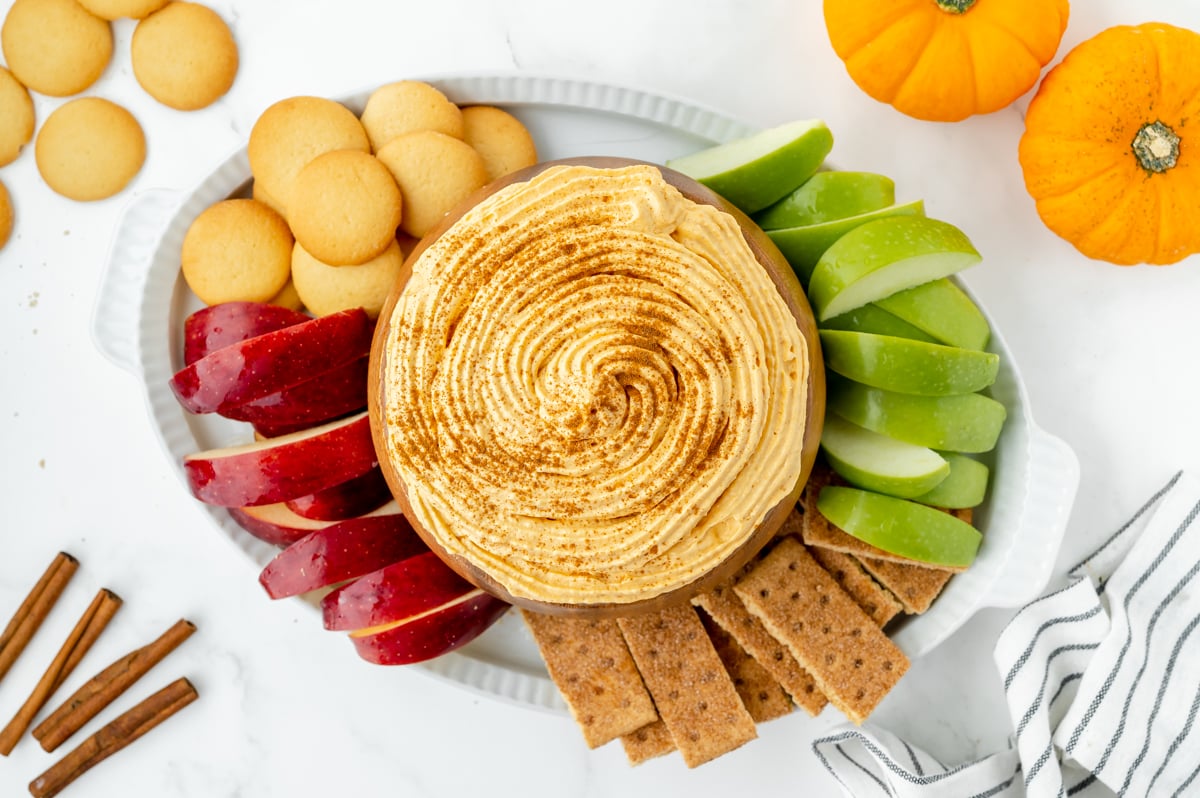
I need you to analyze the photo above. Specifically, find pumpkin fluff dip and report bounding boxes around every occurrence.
[371,160,816,613]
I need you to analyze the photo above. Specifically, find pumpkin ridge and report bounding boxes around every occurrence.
[976,15,1045,70]
[1074,180,1152,264]
[827,1,927,62]
[1037,176,1130,261]
[1148,27,1177,122]
[1151,181,1168,263]
[1147,163,1200,262]
[1028,156,1130,202]
[891,19,970,120]
[850,12,940,106]
[959,23,979,112]
[853,8,931,64]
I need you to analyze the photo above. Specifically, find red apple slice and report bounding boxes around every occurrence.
[221,357,369,437]
[285,465,392,521]
[170,308,373,415]
[259,513,428,599]
[322,551,480,631]
[230,503,332,546]
[184,412,376,507]
[183,302,311,366]
[346,589,510,665]
[230,500,400,546]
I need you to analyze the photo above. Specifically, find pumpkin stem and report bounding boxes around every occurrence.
[1132,121,1181,174]
[935,0,978,13]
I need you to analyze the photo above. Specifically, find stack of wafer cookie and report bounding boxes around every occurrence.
[522,457,975,767]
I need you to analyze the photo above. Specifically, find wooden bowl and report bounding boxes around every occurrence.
[368,156,826,617]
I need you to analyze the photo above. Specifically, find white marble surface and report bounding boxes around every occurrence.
[2,1,1199,795]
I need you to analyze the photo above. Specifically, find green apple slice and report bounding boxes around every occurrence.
[827,375,1007,453]
[819,330,1000,396]
[665,119,834,214]
[820,413,949,498]
[754,171,895,230]
[817,486,982,569]
[808,216,982,322]
[874,278,991,351]
[821,304,939,344]
[912,453,989,509]
[767,200,925,285]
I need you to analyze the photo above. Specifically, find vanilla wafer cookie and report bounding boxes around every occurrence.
[855,555,954,615]
[247,96,370,217]
[360,80,464,152]
[521,610,657,749]
[77,0,166,19]
[699,611,792,723]
[131,1,238,111]
[620,719,676,765]
[692,582,827,716]
[35,98,145,201]
[0,180,12,251]
[2,0,112,97]
[735,536,908,725]
[460,105,538,181]
[809,546,903,627]
[0,67,34,167]
[617,604,757,768]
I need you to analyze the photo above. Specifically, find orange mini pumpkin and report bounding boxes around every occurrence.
[824,0,1070,122]
[1019,23,1200,266]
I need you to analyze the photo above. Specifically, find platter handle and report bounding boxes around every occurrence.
[983,424,1080,609]
[90,189,182,374]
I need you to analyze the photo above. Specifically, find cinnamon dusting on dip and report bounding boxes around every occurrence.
[379,164,808,605]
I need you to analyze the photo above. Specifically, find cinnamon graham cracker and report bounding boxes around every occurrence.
[521,611,657,748]
[692,582,827,716]
[855,556,954,615]
[617,604,757,768]
[699,611,793,723]
[808,546,903,627]
[620,719,677,765]
[734,536,909,725]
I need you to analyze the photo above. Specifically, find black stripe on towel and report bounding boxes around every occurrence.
[1140,633,1200,797]
[1171,759,1200,798]
[901,739,925,777]
[1048,672,1083,708]
[996,579,1095,645]
[1023,740,1057,787]
[813,731,1002,787]
[1063,497,1200,756]
[1087,529,1200,777]
[1113,612,1200,794]
[968,763,1022,798]
[1017,642,1102,738]
[836,743,893,796]
[1068,472,1182,577]
[1004,604,1105,692]
[1066,773,1096,795]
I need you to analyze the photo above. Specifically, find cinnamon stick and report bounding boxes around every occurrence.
[0,588,122,756]
[29,677,198,798]
[0,553,79,687]
[33,619,196,752]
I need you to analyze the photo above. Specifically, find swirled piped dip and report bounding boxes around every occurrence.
[380,164,809,605]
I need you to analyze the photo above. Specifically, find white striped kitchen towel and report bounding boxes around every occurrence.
[813,471,1200,797]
